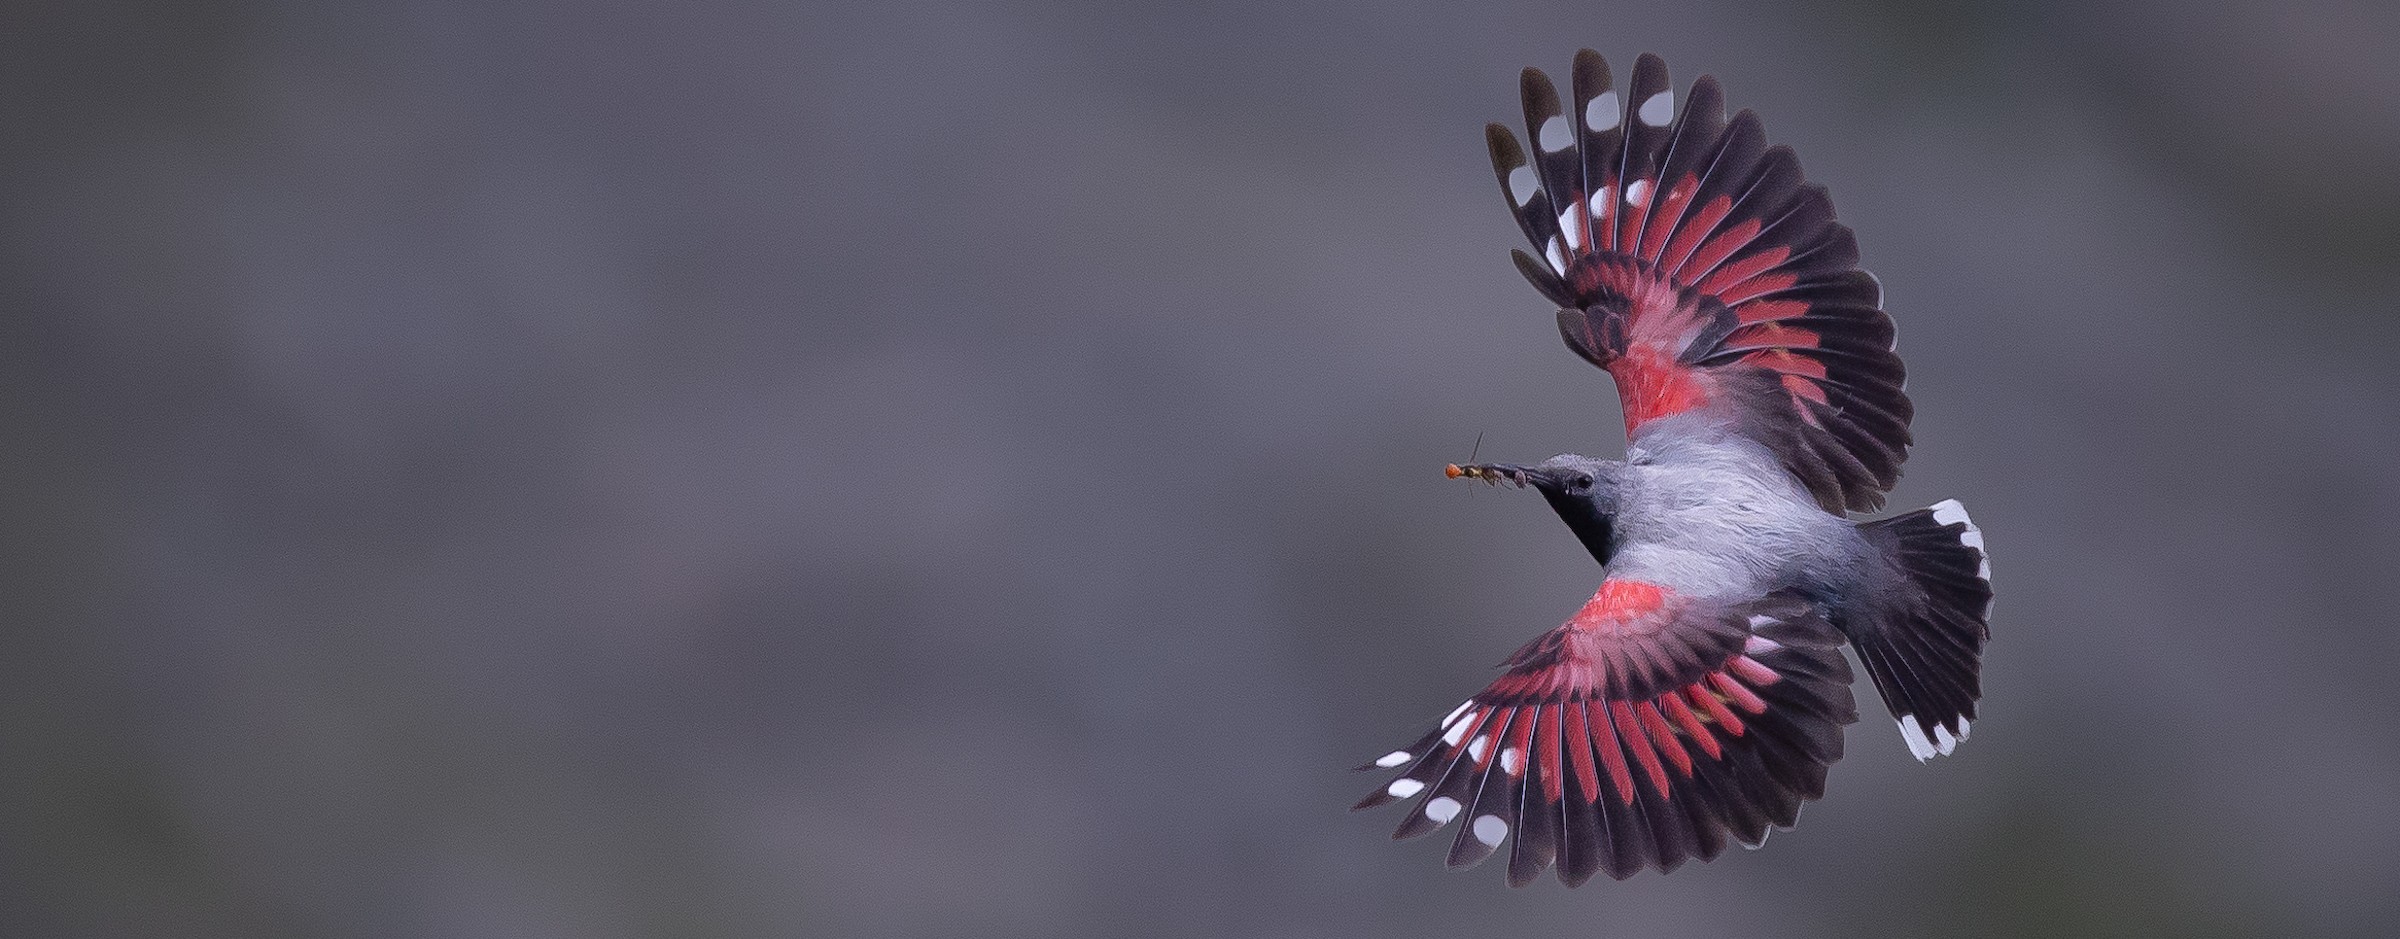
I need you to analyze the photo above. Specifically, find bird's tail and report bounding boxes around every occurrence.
[1848,499,1993,760]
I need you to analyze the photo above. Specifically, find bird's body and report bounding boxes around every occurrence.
[1355,51,1993,886]
[1609,416,1868,600]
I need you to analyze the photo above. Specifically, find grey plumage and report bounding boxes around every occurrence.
[1610,414,1875,601]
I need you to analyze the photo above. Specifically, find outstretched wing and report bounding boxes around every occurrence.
[1354,582,1858,885]
[1490,51,1912,513]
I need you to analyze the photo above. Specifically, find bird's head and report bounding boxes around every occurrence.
[1446,454,1621,565]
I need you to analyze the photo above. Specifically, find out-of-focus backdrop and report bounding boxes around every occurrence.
[6,1,2398,936]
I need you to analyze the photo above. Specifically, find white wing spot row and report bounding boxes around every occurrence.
[1442,715,1474,747]
[1586,91,1622,132]
[1539,115,1573,151]
[1508,167,1540,207]
[1638,90,1674,126]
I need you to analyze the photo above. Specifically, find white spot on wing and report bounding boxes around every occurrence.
[1592,187,1613,218]
[1375,750,1412,768]
[1425,796,1462,824]
[1508,167,1539,207]
[1500,747,1523,775]
[1473,815,1508,846]
[1957,718,1972,741]
[1441,700,1475,729]
[1586,91,1621,131]
[1638,90,1674,126]
[1930,499,1970,526]
[1746,614,1776,628]
[1442,714,1475,747]
[1538,115,1572,151]
[1898,715,1938,761]
[1466,736,1490,762]
[1544,238,1566,274]
[1387,778,1425,798]
[1559,208,1582,250]
[1744,635,1783,655]
[1933,723,1958,755]
[1625,179,1651,207]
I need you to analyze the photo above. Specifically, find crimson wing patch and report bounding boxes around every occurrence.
[1354,587,1858,885]
[1490,51,1913,513]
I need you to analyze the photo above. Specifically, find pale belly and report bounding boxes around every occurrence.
[1608,434,1863,599]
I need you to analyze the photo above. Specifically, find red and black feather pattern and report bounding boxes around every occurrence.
[1354,583,1858,885]
[1490,52,1914,513]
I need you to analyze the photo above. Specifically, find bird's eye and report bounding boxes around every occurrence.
[1572,474,1595,490]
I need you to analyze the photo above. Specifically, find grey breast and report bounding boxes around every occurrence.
[1609,422,1863,599]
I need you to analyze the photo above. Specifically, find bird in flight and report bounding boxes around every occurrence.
[1354,51,1993,886]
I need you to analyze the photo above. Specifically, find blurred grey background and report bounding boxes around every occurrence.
[6,1,2398,936]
